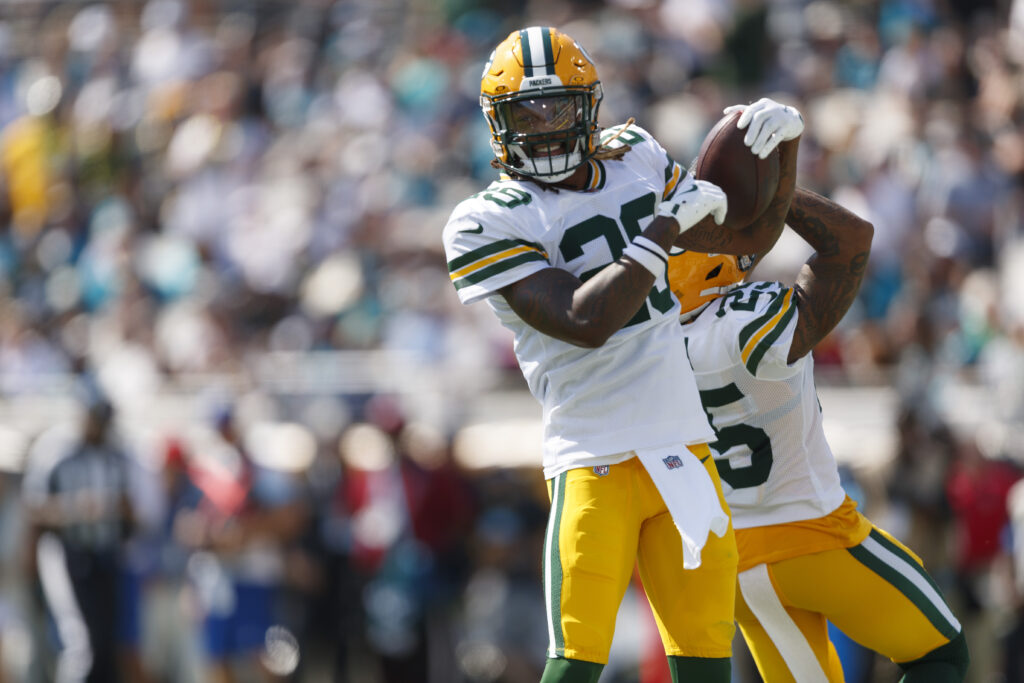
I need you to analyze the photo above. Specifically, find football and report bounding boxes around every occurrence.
[694,110,780,231]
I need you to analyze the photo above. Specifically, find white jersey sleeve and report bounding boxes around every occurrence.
[682,281,846,528]
[443,182,550,305]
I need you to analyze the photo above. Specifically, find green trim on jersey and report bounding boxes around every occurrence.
[664,159,685,200]
[663,154,677,183]
[737,286,789,349]
[447,237,546,272]
[450,251,548,291]
[744,297,796,374]
[447,237,549,290]
[584,159,607,191]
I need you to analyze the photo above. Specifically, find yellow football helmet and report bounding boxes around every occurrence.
[668,250,757,318]
[480,26,603,182]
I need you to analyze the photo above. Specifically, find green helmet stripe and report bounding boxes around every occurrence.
[520,29,534,77]
[540,27,555,74]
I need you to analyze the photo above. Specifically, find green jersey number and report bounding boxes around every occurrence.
[716,282,777,316]
[602,126,645,147]
[558,192,674,328]
[474,186,533,209]
[699,383,773,489]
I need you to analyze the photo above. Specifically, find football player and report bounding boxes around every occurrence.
[442,27,801,683]
[669,134,969,680]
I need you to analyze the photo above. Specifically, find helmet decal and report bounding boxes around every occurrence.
[519,27,556,78]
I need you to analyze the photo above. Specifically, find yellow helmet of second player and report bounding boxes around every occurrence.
[668,250,757,319]
[480,26,603,182]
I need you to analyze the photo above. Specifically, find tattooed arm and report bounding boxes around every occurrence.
[674,135,800,255]
[498,215,681,348]
[786,187,874,363]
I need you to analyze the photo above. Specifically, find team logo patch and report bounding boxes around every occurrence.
[662,455,684,470]
[593,465,610,476]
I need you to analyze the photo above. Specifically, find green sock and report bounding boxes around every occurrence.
[667,655,731,683]
[540,657,604,683]
[898,632,969,683]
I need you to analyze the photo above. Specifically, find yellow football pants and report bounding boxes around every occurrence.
[544,445,737,664]
[735,527,962,682]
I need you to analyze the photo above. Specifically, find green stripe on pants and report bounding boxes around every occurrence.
[545,473,567,656]
[847,530,960,640]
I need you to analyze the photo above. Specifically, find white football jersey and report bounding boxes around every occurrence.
[681,281,846,529]
[443,125,713,478]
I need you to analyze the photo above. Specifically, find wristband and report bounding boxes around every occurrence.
[633,235,669,262]
[622,236,668,278]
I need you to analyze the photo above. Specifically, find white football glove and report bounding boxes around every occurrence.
[656,175,727,230]
[724,97,804,159]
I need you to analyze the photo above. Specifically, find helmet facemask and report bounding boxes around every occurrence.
[485,87,602,182]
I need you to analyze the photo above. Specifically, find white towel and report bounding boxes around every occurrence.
[636,446,730,569]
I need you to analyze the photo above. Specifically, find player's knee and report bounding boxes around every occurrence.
[897,632,969,682]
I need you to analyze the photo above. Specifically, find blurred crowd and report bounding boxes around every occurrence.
[0,0,1023,681]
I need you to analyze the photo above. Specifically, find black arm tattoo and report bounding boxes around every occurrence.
[786,188,874,362]
[786,203,839,257]
[675,214,736,252]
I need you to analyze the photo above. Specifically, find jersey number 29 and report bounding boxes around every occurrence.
[558,192,675,327]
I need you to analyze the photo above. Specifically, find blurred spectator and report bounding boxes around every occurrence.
[886,410,956,571]
[119,436,206,683]
[456,502,548,683]
[21,390,136,682]
[1005,478,1024,681]
[945,434,1022,682]
[173,406,309,683]
[334,405,476,683]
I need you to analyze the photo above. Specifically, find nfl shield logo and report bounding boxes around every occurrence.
[593,465,610,476]
[662,455,684,470]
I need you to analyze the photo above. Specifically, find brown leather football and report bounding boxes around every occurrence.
[694,110,780,231]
